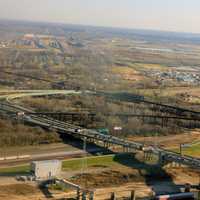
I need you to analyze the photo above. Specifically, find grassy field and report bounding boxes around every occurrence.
[0,154,130,176]
[172,143,200,157]
[0,153,161,179]
[0,165,30,176]
[62,154,118,171]
[111,66,142,82]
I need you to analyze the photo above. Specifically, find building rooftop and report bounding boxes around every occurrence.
[32,160,61,164]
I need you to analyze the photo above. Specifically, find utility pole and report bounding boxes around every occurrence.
[198,176,200,200]
[81,136,87,188]
[130,190,136,200]
[180,144,183,156]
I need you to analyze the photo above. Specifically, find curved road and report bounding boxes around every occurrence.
[0,90,84,101]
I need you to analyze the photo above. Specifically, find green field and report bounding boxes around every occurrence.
[62,154,118,170]
[0,153,162,179]
[173,143,200,157]
[0,154,131,176]
[0,165,30,176]
[182,144,200,157]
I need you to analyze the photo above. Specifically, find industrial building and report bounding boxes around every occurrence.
[31,160,61,179]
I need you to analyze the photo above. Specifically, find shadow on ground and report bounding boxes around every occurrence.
[39,184,54,199]
[60,133,113,155]
[113,153,181,195]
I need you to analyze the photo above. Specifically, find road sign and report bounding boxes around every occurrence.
[113,126,122,131]
[97,128,109,135]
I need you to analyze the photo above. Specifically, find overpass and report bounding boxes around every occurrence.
[3,110,200,129]
[1,102,200,169]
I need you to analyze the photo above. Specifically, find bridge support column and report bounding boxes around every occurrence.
[130,190,136,200]
[110,192,116,200]
[144,151,149,161]
[89,191,94,200]
[104,142,109,149]
[144,151,152,161]
[77,188,81,200]
[123,146,126,152]
[124,146,130,152]
[158,152,165,166]
[82,191,86,200]
[94,139,99,146]
[171,162,181,168]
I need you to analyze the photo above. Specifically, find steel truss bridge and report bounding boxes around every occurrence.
[2,111,200,129]
[1,102,200,169]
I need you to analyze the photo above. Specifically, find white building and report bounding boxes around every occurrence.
[31,160,61,179]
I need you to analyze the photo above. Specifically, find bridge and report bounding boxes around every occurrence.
[3,110,200,129]
[99,92,200,119]
[1,102,200,169]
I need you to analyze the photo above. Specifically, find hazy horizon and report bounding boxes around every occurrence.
[0,0,200,34]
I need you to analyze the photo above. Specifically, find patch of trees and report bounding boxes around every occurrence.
[0,119,61,147]
[20,95,183,137]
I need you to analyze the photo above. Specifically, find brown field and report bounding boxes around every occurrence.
[111,66,144,81]
[1,162,200,200]
[128,130,200,150]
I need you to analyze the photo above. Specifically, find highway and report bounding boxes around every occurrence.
[4,90,83,102]
[0,148,103,168]
[1,102,200,169]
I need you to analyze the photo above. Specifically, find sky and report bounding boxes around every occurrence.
[0,0,200,33]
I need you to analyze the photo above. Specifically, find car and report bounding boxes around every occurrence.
[16,176,26,182]
[74,128,82,133]
[17,112,25,116]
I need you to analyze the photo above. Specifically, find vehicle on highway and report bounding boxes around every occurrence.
[17,112,25,116]
[74,128,82,133]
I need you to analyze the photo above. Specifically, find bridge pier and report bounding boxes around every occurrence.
[89,191,94,200]
[123,146,127,152]
[144,151,153,161]
[169,161,182,168]
[77,188,81,200]
[104,142,110,149]
[88,138,94,143]
[110,192,116,200]
[130,190,136,200]
[82,191,87,200]
[158,152,165,166]
[158,154,183,169]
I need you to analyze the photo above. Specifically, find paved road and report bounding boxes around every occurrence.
[2,102,200,169]
[0,148,103,168]
[1,90,200,169]
[2,90,83,101]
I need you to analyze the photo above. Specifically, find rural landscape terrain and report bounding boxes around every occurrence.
[1,19,200,199]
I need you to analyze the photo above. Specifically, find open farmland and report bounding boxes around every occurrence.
[1,20,200,199]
